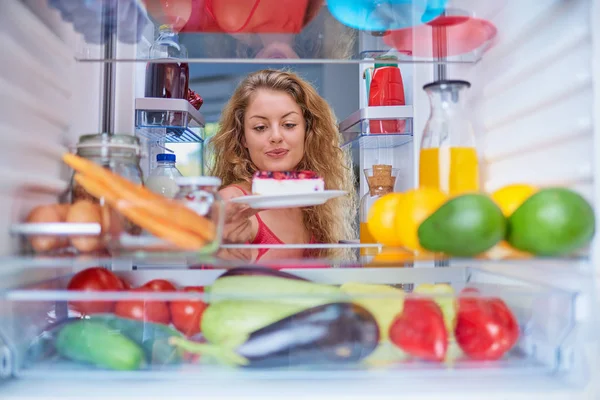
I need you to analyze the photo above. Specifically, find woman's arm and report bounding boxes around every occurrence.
[216,185,258,262]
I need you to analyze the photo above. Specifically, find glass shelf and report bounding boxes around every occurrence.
[342,133,413,149]
[135,98,205,143]
[67,2,496,64]
[339,106,413,148]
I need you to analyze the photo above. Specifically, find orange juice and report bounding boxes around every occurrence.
[419,147,479,195]
[359,222,379,256]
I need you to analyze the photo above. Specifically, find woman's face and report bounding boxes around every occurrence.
[243,89,306,172]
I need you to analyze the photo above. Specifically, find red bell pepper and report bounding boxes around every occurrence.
[455,289,520,361]
[389,298,448,362]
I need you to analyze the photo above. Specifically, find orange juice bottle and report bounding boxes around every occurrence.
[419,80,480,195]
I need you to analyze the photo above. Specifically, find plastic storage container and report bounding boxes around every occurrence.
[174,176,223,217]
[2,261,578,379]
[146,153,183,199]
[101,168,225,256]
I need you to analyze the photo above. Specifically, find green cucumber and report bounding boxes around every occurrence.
[90,314,184,365]
[55,320,145,371]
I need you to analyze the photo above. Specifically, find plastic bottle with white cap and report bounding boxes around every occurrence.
[145,153,183,198]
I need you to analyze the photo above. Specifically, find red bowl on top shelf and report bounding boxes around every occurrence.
[383,14,497,59]
[142,0,323,34]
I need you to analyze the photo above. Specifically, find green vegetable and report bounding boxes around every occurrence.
[508,188,595,256]
[90,314,184,365]
[55,320,145,371]
[201,300,306,347]
[339,282,404,342]
[209,275,342,307]
[418,194,506,257]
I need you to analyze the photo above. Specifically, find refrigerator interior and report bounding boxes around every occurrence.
[1,0,599,398]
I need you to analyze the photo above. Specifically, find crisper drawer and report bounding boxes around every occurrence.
[0,258,586,388]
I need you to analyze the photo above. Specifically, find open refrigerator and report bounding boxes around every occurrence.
[0,0,599,399]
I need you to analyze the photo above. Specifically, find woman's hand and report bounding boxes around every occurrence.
[216,185,261,262]
[222,202,259,244]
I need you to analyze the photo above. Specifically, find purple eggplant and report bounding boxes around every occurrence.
[217,266,309,281]
[170,302,379,368]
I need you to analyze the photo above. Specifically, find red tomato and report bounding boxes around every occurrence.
[115,288,170,325]
[389,298,448,362]
[169,286,207,336]
[67,267,125,315]
[455,295,520,361]
[141,279,178,292]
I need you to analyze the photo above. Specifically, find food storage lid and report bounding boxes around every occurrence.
[423,80,471,91]
[157,153,176,162]
[75,133,142,156]
[176,176,222,187]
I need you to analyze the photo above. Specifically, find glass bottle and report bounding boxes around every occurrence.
[359,165,399,253]
[145,153,183,199]
[145,24,189,100]
[419,80,479,196]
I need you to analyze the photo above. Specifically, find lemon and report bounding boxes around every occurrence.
[491,184,538,217]
[394,188,448,252]
[367,193,404,247]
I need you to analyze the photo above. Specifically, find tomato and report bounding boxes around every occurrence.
[389,298,448,362]
[141,279,178,292]
[455,293,519,361]
[67,267,125,315]
[169,287,207,336]
[115,287,170,325]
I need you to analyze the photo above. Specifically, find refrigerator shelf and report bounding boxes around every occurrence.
[135,98,205,144]
[0,264,581,383]
[65,1,490,65]
[339,106,413,149]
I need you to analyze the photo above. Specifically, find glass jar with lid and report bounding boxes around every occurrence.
[70,133,144,203]
[359,165,399,254]
[174,176,225,254]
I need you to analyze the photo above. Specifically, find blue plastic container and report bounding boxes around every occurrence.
[327,0,448,32]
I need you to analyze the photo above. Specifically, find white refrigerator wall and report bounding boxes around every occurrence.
[450,0,595,198]
[439,0,600,273]
[0,1,104,256]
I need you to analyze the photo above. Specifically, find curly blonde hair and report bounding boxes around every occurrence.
[208,69,357,258]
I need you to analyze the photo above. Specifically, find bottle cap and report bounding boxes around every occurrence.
[157,153,176,162]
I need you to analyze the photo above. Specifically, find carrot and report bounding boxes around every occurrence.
[64,153,216,241]
[74,174,207,250]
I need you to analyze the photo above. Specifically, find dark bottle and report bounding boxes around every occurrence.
[145,25,189,100]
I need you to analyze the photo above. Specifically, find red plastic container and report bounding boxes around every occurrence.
[368,66,406,134]
[384,16,497,58]
[143,0,321,34]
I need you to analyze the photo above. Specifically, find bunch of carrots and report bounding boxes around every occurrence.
[63,153,215,250]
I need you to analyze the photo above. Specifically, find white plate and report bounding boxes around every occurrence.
[229,190,347,209]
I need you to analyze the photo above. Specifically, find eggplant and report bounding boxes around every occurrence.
[171,302,380,368]
[217,266,309,281]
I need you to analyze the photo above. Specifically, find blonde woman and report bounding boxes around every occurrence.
[208,69,356,262]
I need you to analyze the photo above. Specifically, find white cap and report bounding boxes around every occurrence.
[176,176,222,187]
